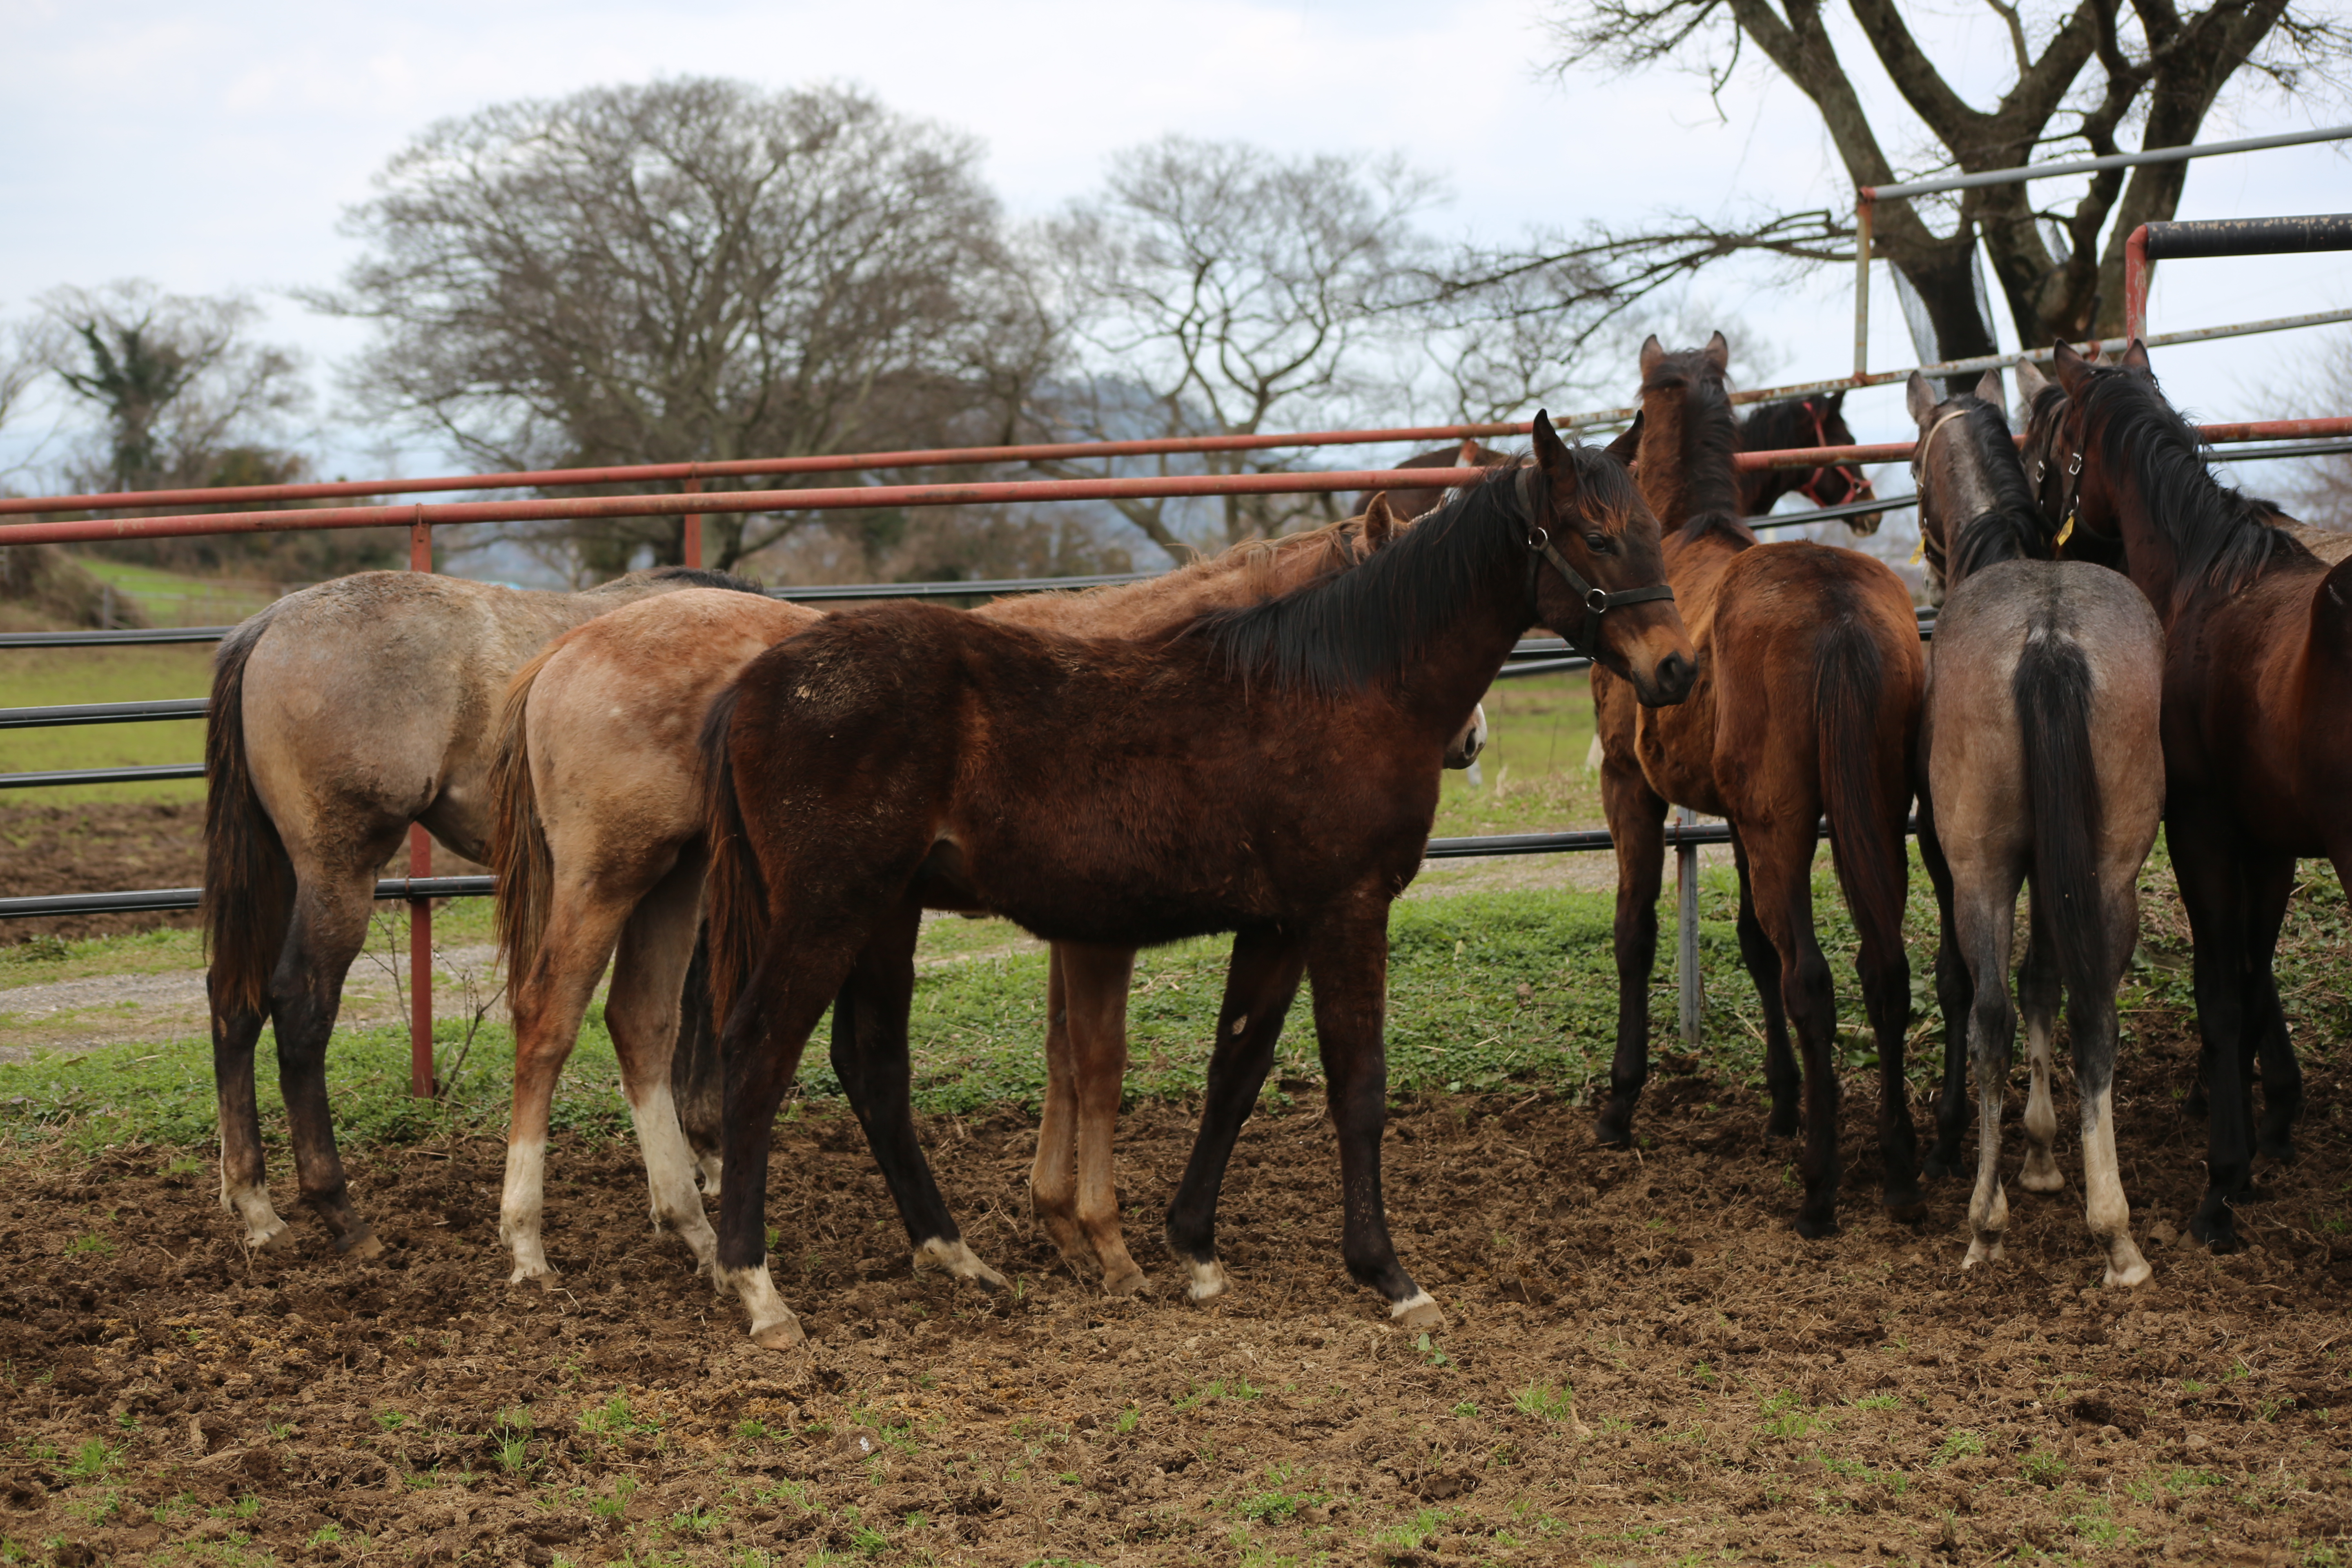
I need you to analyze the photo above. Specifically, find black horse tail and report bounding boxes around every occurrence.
[699,685,766,1045]
[202,612,294,1019]
[669,928,724,1171]
[2015,630,2109,1007]
[1815,617,1908,948]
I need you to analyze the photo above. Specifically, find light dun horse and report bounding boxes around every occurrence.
[1904,370,2163,1287]
[2038,341,2352,1250]
[488,504,1485,1295]
[699,421,1694,1347]
[1592,334,1925,1238]
[204,566,760,1257]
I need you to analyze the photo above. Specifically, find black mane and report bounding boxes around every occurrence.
[651,565,768,594]
[1936,399,2050,584]
[1194,457,1627,695]
[1650,349,1755,548]
[2078,369,2314,610]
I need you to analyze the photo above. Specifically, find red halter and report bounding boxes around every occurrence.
[1793,400,1877,509]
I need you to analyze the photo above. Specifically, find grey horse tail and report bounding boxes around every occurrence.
[2014,630,2109,1012]
[202,612,294,1018]
[488,644,561,991]
[1814,617,1906,947]
[698,684,766,1046]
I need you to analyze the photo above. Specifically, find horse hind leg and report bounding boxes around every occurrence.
[604,850,720,1278]
[213,991,290,1252]
[2015,900,2066,1194]
[1729,835,1801,1140]
[1061,944,1145,1296]
[270,853,395,1258]
[2244,853,2301,1165]
[1953,880,2022,1269]
[1028,948,1092,1272]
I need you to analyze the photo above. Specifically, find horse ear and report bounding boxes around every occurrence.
[1637,334,1665,376]
[1905,370,1939,428]
[1602,410,1643,467]
[1973,368,2005,407]
[2121,338,2153,376]
[2051,340,2096,398]
[1703,331,1729,372]
[1362,492,1394,551]
[2015,356,2050,402]
[1824,388,1845,414]
[1531,409,1576,496]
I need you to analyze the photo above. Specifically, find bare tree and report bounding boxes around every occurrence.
[1519,0,2351,374]
[1037,138,1443,557]
[41,281,310,494]
[308,78,1055,575]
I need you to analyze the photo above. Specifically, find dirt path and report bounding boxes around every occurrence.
[3,1038,2346,1566]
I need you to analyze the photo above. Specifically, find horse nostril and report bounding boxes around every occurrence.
[1659,653,1694,694]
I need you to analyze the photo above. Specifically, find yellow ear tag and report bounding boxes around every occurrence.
[1908,533,1925,566]
[2055,513,2076,548]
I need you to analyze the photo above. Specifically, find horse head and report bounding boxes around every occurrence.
[1903,368,2047,598]
[1529,410,1695,706]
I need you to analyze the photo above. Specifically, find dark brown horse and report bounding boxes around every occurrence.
[1593,334,1925,1237]
[1352,440,1508,523]
[1739,389,1882,528]
[1904,369,2165,1286]
[699,419,1695,1347]
[2042,341,2352,1250]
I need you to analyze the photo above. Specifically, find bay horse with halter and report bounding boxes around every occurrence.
[1904,369,2164,1286]
[1739,388,1882,528]
[203,566,761,1258]
[2038,341,2352,1250]
[698,417,1694,1346]
[1592,334,1924,1238]
[486,503,1485,1294]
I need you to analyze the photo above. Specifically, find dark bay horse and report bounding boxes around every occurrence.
[1904,370,2165,1286]
[205,566,761,1257]
[486,501,1483,1294]
[2043,341,2352,1250]
[1593,334,1924,1237]
[1739,388,1882,529]
[700,419,1695,1347]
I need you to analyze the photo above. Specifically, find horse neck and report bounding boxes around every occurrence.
[992,535,1344,637]
[1397,558,1534,741]
[1735,405,1795,516]
[1637,390,1693,531]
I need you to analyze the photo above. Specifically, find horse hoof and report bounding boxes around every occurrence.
[1792,1213,1840,1241]
[914,1238,1008,1293]
[338,1226,385,1261]
[2018,1160,2065,1195]
[1921,1152,1961,1182]
[245,1221,296,1254]
[1591,1117,1632,1150]
[1185,1259,1230,1303]
[1764,1112,1799,1141]
[2256,1136,2296,1165]
[507,1262,561,1289]
[750,1316,806,1351]
[1101,1266,1149,1298]
[1881,1194,1926,1224]
[1388,1291,1445,1332]
[1964,1238,2002,1268]
[2189,1210,2240,1253]
[2103,1254,2153,1290]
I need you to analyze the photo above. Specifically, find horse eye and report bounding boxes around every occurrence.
[1584,532,1611,552]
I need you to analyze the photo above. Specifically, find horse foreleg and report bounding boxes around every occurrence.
[1165,926,1306,1303]
[2015,899,2065,1194]
[830,899,1006,1294]
[2243,852,2301,1165]
[500,876,629,1287]
[1305,900,1436,1327]
[1064,944,1144,1296]
[1597,760,1666,1147]
[606,850,719,1277]
[1915,794,1975,1180]
[1029,948,1087,1270]
[2168,808,2253,1252]
[270,860,386,1258]
[1729,834,1800,1140]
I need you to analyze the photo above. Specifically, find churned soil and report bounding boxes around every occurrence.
[2,1051,2349,1566]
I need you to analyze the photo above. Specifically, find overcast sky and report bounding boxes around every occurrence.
[5,0,2347,491]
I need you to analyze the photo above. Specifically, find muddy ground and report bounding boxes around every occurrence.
[3,1042,2350,1567]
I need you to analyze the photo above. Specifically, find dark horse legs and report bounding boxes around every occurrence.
[1730,835,1802,1139]
[1595,759,1666,1145]
[1165,926,1309,1302]
[2167,803,2257,1250]
[1917,792,1977,1181]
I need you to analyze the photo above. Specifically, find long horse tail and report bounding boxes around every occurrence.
[488,643,563,990]
[1814,617,1908,945]
[699,684,767,1039]
[202,612,295,1017]
[2014,629,2109,1001]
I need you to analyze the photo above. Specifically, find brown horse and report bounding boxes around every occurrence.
[1352,440,1508,523]
[203,566,761,1258]
[1739,389,1882,528]
[699,419,1694,1346]
[2043,341,2352,1250]
[487,505,1485,1294]
[1904,369,2164,1286]
[1592,334,1924,1237]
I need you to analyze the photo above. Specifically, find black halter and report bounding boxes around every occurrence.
[1515,469,1676,654]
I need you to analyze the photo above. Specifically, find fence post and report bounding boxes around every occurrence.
[407,512,436,1100]
[2124,224,2151,344]
[1675,806,1701,1049]
[683,472,703,569]
[1852,194,1874,381]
